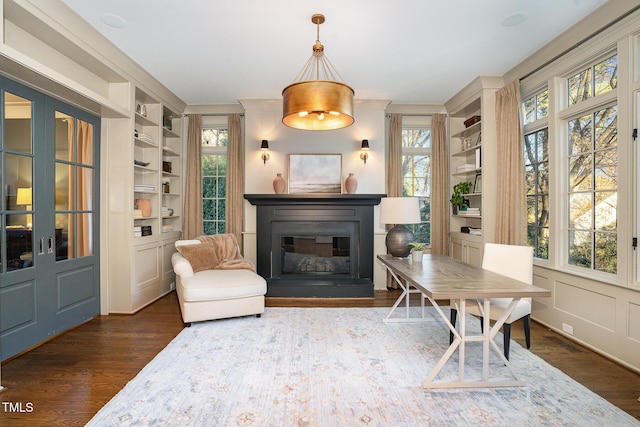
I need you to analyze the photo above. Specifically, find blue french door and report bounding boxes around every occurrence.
[0,76,100,361]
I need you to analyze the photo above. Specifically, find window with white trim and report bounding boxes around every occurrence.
[523,89,550,259]
[566,55,618,274]
[401,118,431,246]
[201,124,227,235]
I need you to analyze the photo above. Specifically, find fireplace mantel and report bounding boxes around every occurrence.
[244,194,386,206]
[245,193,385,298]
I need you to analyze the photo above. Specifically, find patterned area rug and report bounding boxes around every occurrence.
[88,307,638,426]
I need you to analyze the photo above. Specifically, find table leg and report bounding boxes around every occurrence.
[422,297,525,389]
[383,267,433,323]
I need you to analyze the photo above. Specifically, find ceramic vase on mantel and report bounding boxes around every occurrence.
[273,173,287,194]
[345,173,358,194]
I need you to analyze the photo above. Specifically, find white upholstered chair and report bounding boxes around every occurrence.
[449,242,534,360]
[171,237,266,326]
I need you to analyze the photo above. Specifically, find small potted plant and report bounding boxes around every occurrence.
[409,241,426,262]
[450,181,472,215]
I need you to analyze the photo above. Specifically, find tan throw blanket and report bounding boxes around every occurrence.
[196,234,256,272]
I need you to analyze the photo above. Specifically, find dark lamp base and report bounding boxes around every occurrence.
[385,225,415,258]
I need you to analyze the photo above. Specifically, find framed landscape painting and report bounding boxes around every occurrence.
[288,154,342,193]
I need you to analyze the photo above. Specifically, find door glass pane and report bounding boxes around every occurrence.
[5,92,32,154]
[55,112,74,162]
[6,153,33,213]
[5,214,33,271]
[77,167,92,210]
[55,162,72,210]
[77,120,94,166]
[76,213,93,257]
[55,213,71,261]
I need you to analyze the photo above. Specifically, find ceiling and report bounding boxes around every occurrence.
[60,0,609,107]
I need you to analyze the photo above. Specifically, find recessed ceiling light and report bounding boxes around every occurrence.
[502,13,527,27]
[100,13,127,28]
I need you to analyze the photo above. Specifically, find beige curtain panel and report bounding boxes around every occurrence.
[226,114,244,252]
[386,113,403,288]
[183,114,203,240]
[431,113,449,255]
[495,80,526,245]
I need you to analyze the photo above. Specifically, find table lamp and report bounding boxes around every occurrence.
[379,197,420,257]
[16,187,33,229]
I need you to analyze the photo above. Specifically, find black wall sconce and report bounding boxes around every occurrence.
[360,139,370,164]
[260,140,270,164]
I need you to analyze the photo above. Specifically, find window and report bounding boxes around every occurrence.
[202,127,227,235]
[401,122,431,245]
[567,104,618,273]
[522,54,626,275]
[566,55,618,274]
[523,89,549,259]
[568,55,617,106]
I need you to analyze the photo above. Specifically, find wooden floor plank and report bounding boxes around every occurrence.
[0,290,638,426]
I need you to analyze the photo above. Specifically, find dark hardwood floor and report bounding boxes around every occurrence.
[1,290,639,426]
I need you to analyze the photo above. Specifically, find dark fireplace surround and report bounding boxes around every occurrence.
[245,194,385,298]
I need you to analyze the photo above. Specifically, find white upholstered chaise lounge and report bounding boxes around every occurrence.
[171,234,266,326]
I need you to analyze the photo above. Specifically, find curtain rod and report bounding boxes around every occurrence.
[182,113,244,117]
[385,113,445,118]
[520,4,640,82]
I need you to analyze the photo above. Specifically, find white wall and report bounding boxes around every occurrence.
[240,98,390,289]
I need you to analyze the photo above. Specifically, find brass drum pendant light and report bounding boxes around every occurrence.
[282,14,355,131]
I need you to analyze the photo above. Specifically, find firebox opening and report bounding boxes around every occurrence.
[281,235,350,275]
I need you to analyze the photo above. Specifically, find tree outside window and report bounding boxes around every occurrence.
[523,89,550,259]
[402,127,431,246]
[202,128,227,235]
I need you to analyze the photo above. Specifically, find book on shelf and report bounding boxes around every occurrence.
[460,207,480,216]
[135,131,155,144]
[134,184,155,192]
[456,164,477,172]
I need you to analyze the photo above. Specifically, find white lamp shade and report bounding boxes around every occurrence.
[16,187,32,205]
[379,197,420,225]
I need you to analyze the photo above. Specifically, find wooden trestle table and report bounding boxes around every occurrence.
[377,253,551,389]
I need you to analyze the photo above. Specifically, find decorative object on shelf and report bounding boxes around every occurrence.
[380,197,421,258]
[473,173,482,194]
[273,173,287,194]
[135,198,152,217]
[475,132,482,146]
[464,115,480,128]
[450,181,472,215]
[345,173,358,194]
[282,13,354,131]
[163,114,172,130]
[136,103,147,117]
[409,241,426,262]
[360,139,370,164]
[289,153,342,193]
[260,140,270,165]
[163,161,172,173]
[162,178,170,193]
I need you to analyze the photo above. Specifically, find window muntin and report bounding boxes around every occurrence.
[567,105,618,274]
[202,127,227,235]
[401,127,431,246]
[568,55,617,106]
